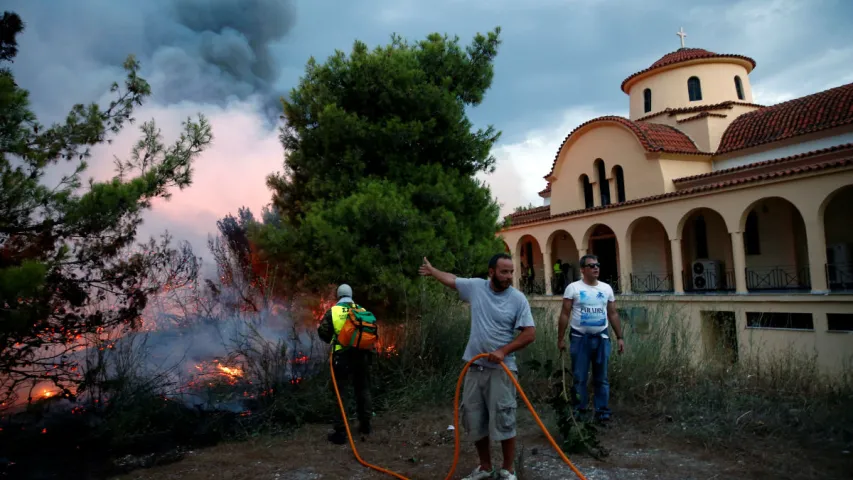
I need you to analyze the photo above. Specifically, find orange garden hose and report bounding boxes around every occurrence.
[330,350,589,480]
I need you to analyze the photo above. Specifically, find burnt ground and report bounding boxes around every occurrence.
[112,404,852,480]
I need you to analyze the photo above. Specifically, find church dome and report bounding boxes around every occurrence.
[622,47,757,94]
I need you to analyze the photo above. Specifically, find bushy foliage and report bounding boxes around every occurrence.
[253,29,507,312]
[0,11,212,406]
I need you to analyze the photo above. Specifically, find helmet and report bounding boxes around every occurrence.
[336,284,353,299]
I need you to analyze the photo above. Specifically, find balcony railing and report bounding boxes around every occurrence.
[826,263,853,291]
[520,276,546,296]
[745,265,810,291]
[630,272,674,293]
[682,269,736,293]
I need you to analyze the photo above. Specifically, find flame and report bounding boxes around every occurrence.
[216,364,244,378]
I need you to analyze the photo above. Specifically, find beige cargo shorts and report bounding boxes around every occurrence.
[460,364,518,442]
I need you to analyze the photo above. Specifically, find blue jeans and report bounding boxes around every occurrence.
[569,330,611,418]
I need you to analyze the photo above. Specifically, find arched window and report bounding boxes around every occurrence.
[688,76,702,101]
[613,165,626,203]
[745,210,760,255]
[734,76,745,100]
[594,159,610,206]
[580,174,594,209]
[643,88,652,113]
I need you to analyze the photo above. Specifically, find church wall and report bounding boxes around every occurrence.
[628,62,754,120]
[713,128,853,171]
[630,218,671,278]
[550,124,664,215]
[657,157,712,192]
[742,198,802,272]
[672,118,712,152]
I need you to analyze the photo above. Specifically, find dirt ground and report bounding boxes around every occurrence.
[114,406,852,480]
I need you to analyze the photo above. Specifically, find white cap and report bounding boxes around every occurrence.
[337,284,353,299]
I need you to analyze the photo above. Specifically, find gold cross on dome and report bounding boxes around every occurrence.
[677,27,687,48]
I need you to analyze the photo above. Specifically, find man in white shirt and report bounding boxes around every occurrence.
[557,254,624,421]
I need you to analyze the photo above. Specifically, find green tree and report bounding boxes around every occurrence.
[0,11,212,406]
[253,28,506,312]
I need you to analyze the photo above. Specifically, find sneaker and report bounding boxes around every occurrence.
[497,469,517,480]
[461,465,494,480]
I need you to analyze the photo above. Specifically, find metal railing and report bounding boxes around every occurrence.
[745,265,810,291]
[519,276,546,296]
[630,272,674,293]
[826,263,853,291]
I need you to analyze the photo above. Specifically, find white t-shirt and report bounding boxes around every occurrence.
[562,280,615,335]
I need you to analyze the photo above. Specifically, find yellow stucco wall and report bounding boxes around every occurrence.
[500,168,853,294]
[627,60,754,120]
[550,123,665,215]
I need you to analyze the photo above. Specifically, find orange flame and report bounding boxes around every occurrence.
[216,364,244,378]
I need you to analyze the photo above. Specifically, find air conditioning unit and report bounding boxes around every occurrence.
[692,260,721,290]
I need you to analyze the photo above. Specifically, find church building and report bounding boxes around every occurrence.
[498,33,853,372]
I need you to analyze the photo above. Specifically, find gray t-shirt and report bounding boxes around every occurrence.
[456,277,536,372]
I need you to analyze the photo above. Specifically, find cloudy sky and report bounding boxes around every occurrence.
[5,0,853,268]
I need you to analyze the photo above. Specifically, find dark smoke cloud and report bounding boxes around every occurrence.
[6,0,296,122]
[142,0,295,111]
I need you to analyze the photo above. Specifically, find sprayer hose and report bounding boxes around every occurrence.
[330,350,588,480]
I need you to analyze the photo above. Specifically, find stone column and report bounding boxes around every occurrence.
[803,218,829,293]
[543,249,553,296]
[512,250,522,290]
[730,231,748,294]
[670,238,684,294]
[618,239,632,294]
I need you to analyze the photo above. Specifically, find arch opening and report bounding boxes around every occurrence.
[688,76,702,102]
[516,235,545,295]
[823,186,853,292]
[740,197,810,292]
[547,230,579,296]
[628,217,673,293]
[613,165,626,203]
[579,174,594,209]
[594,159,611,206]
[586,224,620,292]
[734,75,744,100]
[643,88,652,113]
[679,208,734,293]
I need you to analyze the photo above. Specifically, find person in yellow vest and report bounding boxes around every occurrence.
[553,259,564,294]
[318,283,374,444]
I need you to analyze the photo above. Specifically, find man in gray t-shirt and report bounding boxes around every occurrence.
[419,253,536,480]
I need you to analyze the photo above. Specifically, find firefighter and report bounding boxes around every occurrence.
[318,283,374,444]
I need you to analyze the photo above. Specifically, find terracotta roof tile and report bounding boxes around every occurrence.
[507,205,551,223]
[674,143,853,184]
[717,82,853,154]
[538,182,552,197]
[622,48,757,93]
[506,156,853,227]
[544,116,709,179]
[635,100,762,122]
[677,112,728,123]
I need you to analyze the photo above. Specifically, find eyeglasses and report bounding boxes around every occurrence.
[583,263,600,269]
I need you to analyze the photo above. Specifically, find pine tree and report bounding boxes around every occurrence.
[0,11,212,406]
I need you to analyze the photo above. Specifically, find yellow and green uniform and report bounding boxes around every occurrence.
[318,300,373,435]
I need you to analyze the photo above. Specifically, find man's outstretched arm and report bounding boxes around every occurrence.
[418,257,457,290]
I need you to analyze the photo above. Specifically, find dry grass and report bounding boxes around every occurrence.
[112,403,852,480]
